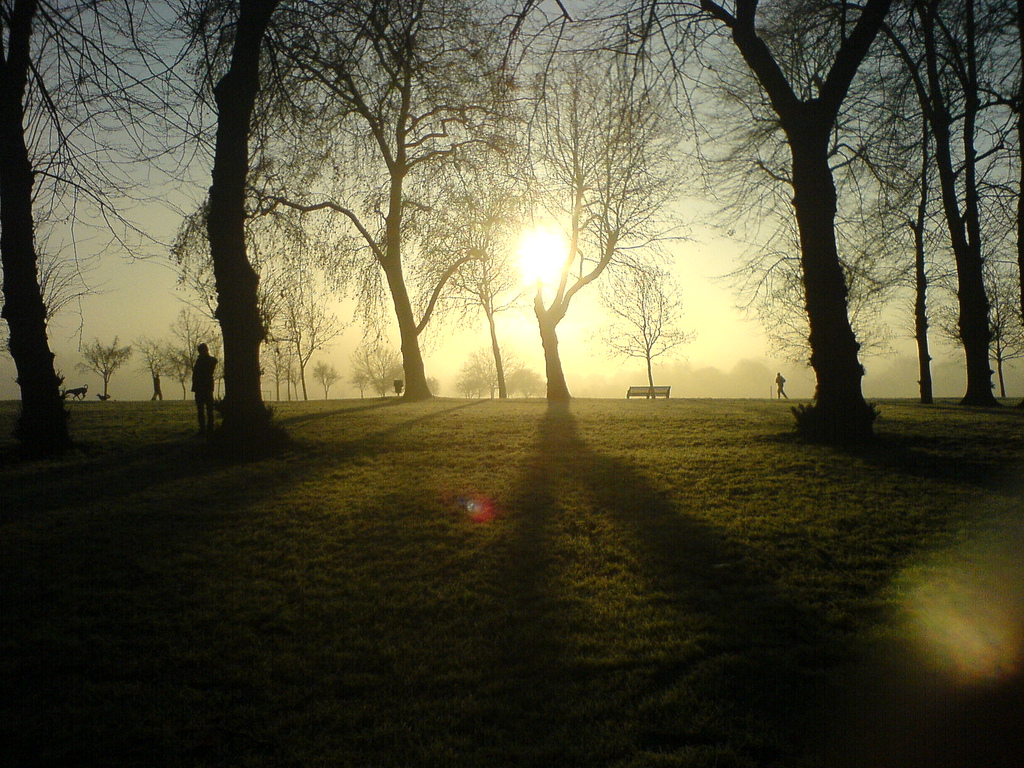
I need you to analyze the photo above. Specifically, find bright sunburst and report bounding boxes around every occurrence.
[517,226,569,288]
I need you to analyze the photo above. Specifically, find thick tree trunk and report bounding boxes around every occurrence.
[207,0,279,444]
[486,308,507,399]
[700,0,891,442]
[536,299,571,402]
[380,254,431,401]
[0,0,71,457]
[381,169,431,402]
[788,120,875,442]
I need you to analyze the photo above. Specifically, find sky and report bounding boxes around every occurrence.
[2,216,1018,404]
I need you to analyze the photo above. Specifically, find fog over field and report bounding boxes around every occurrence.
[1,244,1017,403]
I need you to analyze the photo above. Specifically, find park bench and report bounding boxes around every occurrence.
[626,385,671,399]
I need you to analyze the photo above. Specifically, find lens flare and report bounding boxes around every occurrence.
[902,524,1024,684]
[444,492,501,523]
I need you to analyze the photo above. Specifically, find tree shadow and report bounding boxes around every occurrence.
[852,406,1024,489]
[489,402,831,765]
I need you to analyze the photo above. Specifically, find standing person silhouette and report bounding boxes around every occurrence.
[775,372,788,399]
[192,343,217,436]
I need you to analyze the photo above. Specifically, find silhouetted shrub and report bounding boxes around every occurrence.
[791,401,878,444]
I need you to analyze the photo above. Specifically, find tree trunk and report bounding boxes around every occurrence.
[646,353,655,395]
[486,307,507,399]
[788,118,875,442]
[913,125,934,405]
[1017,0,1024,408]
[536,299,571,402]
[913,229,934,405]
[207,0,280,444]
[0,0,71,457]
[295,345,308,401]
[381,168,431,402]
[380,254,431,401]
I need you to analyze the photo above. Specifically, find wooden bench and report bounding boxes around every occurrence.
[626,385,671,399]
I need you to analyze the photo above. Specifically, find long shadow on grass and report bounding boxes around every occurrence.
[492,403,828,766]
[860,406,1024,489]
[1,438,239,521]
[317,399,486,460]
[272,397,401,428]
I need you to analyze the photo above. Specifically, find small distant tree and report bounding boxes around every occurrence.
[312,360,341,400]
[505,366,544,398]
[349,368,371,399]
[166,308,219,398]
[164,347,193,399]
[600,265,693,392]
[350,342,403,398]
[77,337,132,399]
[264,342,296,401]
[456,349,499,398]
[135,336,171,401]
[273,266,343,400]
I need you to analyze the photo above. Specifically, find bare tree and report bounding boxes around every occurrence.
[428,165,527,399]
[312,360,341,400]
[2,0,76,454]
[884,0,1007,407]
[264,342,296,401]
[135,336,172,401]
[2,0,178,454]
[985,265,1023,399]
[505,366,544,397]
[77,337,132,399]
[528,50,679,402]
[261,0,510,401]
[666,0,895,442]
[455,348,499,399]
[350,342,403,398]
[167,307,219,398]
[600,265,693,392]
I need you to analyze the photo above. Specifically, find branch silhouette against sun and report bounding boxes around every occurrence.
[255,0,515,401]
[525,48,682,402]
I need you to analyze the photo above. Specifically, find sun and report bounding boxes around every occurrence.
[517,226,569,288]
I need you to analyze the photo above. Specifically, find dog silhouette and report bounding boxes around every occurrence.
[62,384,88,400]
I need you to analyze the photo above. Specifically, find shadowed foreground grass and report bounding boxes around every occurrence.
[2,398,1022,767]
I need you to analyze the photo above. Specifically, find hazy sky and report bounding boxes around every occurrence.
[2,217,1018,403]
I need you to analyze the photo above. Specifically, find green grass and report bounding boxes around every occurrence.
[2,398,1022,767]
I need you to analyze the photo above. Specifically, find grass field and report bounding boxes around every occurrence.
[2,397,1023,767]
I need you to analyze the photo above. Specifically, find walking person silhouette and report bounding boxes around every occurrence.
[775,372,788,399]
